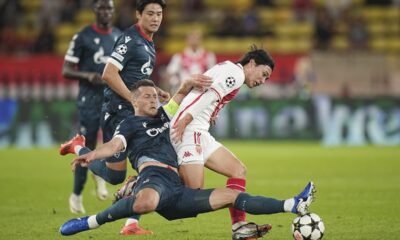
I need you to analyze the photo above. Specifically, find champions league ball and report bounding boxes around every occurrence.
[291,213,325,240]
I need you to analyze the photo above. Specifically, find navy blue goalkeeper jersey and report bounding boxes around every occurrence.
[64,24,121,106]
[104,24,156,113]
[113,107,177,171]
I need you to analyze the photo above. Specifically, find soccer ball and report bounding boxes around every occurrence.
[291,213,325,240]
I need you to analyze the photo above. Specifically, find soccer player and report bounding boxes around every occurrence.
[61,0,121,214]
[59,79,315,239]
[166,28,216,93]
[170,45,275,237]
[73,0,168,234]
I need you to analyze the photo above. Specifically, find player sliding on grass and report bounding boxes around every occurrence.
[59,79,316,239]
[170,45,275,236]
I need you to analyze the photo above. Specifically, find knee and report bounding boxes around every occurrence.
[107,172,126,185]
[230,163,247,179]
[132,199,157,214]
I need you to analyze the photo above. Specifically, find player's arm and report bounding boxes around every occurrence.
[170,89,217,143]
[102,62,134,104]
[62,32,103,85]
[156,86,171,104]
[171,64,243,143]
[163,74,212,118]
[62,61,103,84]
[71,137,125,168]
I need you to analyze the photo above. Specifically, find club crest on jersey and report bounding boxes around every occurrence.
[225,76,236,88]
[116,44,127,55]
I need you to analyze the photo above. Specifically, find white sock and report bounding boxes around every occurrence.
[284,198,295,212]
[125,218,138,226]
[88,215,100,229]
[74,146,83,155]
[70,193,80,199]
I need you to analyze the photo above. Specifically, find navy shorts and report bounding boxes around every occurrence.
[100,109,132,163]
[134,166,214,221]
[78,105,101,146]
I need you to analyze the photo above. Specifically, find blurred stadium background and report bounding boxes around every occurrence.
[0,0,400,239]
[0,0,399,147]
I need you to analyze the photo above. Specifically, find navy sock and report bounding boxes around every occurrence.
[73,165,88,195]
[78,147,91,156]
[88,159,126,185]
[234,192,285,215]
[96,196,136,225]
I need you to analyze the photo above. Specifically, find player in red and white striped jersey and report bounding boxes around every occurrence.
[170,45,275,237]
[166,29,216,93]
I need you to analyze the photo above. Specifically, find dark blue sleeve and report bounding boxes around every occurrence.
[64,30,85,64]
[108,33,135,70]
[113,118,136,145]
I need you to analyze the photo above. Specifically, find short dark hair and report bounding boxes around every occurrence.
[130,79,156,96]
[136,0,166,14]
[237,45,275,70]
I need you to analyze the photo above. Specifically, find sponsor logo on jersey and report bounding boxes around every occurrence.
[225,76,236,88]
[94,47,108,64]
[116,44,128,55]
[141,56,153,75]
[146,122,169,137]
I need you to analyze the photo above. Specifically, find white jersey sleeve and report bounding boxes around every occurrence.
[206,61,245,100]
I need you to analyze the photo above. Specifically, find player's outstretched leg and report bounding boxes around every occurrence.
[60,216,92,236]
[290,181,315,215]
[60,134,86,156]
[119,219,153,235]
[231,222,272,240]
[112,176,153,235]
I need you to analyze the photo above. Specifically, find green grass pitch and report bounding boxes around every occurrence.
[0,141,399,239]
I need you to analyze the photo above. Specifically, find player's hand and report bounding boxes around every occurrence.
[187,74,212,92]
[87,73,104,85]
[171,114,193,143]
[158,89,170,103]
[71,152,96,170]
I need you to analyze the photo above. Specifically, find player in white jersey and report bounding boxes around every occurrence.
[166,29,216,93]
[170,45,275,238]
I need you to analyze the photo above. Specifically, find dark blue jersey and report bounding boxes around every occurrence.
[104,24,156,113]
[65,24,122,106]
[113,107,177,171]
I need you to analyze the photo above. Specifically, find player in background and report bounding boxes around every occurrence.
[61,0,168,235]
[170,45,275,238]
[59,79,316,240]
[165,28,216,93]
[61,0,121,214]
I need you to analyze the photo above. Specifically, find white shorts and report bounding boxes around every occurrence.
[172,130,222,166]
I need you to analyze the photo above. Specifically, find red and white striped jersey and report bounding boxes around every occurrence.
[171,61,245,131]
[167,47,216,85]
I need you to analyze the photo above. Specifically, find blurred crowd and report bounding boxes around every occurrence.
[0,0,399,55]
